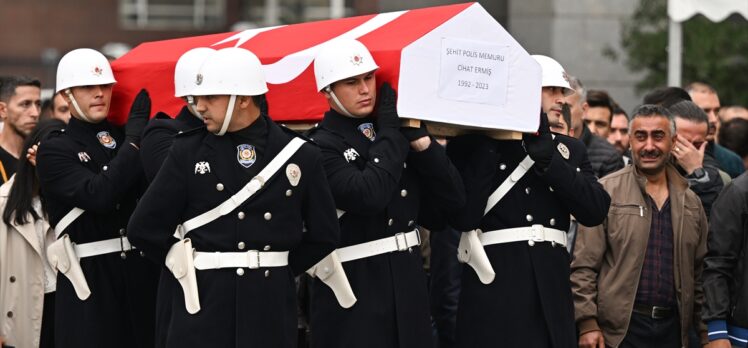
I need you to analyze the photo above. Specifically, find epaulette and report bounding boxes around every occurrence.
[152,111,173,120]
[174,126,207,138]
[43,128,67,141]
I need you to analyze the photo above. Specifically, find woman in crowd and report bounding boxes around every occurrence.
[0,119,66,348]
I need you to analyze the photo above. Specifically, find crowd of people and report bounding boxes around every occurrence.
[0,38,746,348]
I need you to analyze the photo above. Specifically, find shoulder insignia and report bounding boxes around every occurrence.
[557,142,570,160]
[194,161,211,174]
[343,148,360,162]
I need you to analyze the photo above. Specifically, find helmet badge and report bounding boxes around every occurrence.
[92,66,103,77]
[196,73,203,85]
[350,54,363,66]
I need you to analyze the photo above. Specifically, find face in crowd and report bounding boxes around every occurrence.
[690,89,720,142]
[326,71,377,118]
[607,113,630,154]
[0,84,41,137]
[541,86,565,130]
[64,84,114,123]
[630,113,674,176]
[52,92,71,122]
[584,106,612,138]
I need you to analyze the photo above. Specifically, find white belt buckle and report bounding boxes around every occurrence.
[247,250,260,269]
[528,224,545,246]
[394,232,409,252]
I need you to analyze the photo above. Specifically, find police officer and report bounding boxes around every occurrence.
[445,55,611,347]
[307,39,465,348]
[137,47,214,348]
[140,47,213,182]
[127,47,339,348]
[36,48,158,348]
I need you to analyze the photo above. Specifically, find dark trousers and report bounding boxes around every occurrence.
[40,292,55,348]
[619,311,681,348]
[429,226,462,348]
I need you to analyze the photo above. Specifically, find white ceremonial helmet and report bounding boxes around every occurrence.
[313,39,378,117]
[313,38,379,92]
[174,47,216,119]
[191,47,268,136]
[174,47,216,98]
[531,55,575,96]
[55,48,117,122]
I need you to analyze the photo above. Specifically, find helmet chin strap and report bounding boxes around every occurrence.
[326,87,356,118]
[65,89,93,123]
[186,96,203,120]
[215,94,237,136]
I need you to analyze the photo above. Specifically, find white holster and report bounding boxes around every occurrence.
[457,230,496,285]
[47,235,91,300]
[165,239,201,314]
[307,252,356,308]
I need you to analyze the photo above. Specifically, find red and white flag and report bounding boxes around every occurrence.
[111,2,540,132]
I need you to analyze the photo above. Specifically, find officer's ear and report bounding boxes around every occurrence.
[237,95,252,109]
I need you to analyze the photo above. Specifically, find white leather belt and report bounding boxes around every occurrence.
[74,236,136,258]
[193,250,289,270]
[480,225,567,247]
[337,230,421,263]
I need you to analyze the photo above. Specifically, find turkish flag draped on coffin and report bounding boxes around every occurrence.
[110,2,541,132]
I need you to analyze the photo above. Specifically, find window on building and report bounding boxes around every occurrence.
[119,0,226,30]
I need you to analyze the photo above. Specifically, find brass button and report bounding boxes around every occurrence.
[401,189,408,197]
[550,218,556,226]
[120,252,127,259]
[264,270,270,278]
[264,212,272,221]
[499,163,507,170]
[374,158,380,163]
[525,187,531,195]
[102,165,108,171]
[286,189,292,197]
[9,276,16,283]
[119,228,126,236]
[263,245,271,251]
[237,211,245,220]
[526,214,533,222]
[139,251,146,257]
[403,163,407,169]
[388,218,394,226]
[576,167,581,172]
[236,268,245,276]
[6,311,12,318]
[238,242,246,250]
[216,183,224,191]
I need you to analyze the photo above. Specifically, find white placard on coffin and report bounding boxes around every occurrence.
[398,3,541,133]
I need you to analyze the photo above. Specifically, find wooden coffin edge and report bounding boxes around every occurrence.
[282,118,522,140]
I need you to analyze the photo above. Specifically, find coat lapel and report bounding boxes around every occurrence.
[201,134,242,193]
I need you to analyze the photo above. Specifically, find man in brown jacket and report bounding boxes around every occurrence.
[571,104,708,348]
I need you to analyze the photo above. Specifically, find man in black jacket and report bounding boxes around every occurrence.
[446,55,610,348]
[668,100,724,218]
[37,48,157,348]
[703,171,748,347]
[307,38,465,348]
[128,47,339,348]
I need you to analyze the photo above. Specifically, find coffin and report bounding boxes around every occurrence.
[110,2,540,135]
